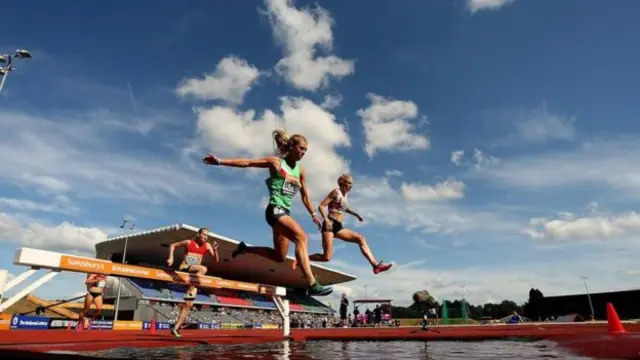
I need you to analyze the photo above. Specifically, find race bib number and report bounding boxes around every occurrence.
[282,178,300,196]
[185,253,202,266]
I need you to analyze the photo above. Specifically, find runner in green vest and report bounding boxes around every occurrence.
[202,129,332,296]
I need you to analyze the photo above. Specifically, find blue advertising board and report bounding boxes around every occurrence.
[143,321,171,330]
[10,315,50,330]
[198,322,219,330]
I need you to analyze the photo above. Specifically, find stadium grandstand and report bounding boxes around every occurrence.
[86,224,357,328]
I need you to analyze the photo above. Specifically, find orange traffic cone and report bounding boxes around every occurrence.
[150,315,156,335]
[606,302,626,334]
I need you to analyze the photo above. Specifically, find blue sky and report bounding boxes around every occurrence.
[2,0,640,307]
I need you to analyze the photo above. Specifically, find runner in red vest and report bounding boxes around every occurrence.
[166,227,218,337]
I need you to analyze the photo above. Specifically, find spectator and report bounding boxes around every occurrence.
[340,293,349,327]
[374,304,382,325]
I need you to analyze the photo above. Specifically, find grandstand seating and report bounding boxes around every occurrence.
[128,278,332,314]
[211,289,252,306]
[244,292,277,309]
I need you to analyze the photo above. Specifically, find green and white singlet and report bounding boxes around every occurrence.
[265,158,301,211]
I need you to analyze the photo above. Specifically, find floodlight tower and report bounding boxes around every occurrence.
[0,49,33,95]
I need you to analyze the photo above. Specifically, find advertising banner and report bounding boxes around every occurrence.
[261,323,279,329]
[10,315,50,330]
[143,321,171,330]
[113,320,142,331]
[48,318,79,329]
[56,254,272,294]
[89,320,113,330]
[0,314,12,330]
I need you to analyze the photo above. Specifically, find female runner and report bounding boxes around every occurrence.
[202,129,333,296]
[298,174,392,274]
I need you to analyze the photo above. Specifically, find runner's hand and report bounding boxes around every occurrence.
[167,257,173,266]
[357,215,364,222]
[202,154,220,165]
[212,241,219,249]
[312,214,322,230]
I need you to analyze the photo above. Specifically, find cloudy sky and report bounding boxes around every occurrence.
[2,0,640,307]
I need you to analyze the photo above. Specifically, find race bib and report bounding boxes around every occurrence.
[185,253,202,266]
[282,178,300,196]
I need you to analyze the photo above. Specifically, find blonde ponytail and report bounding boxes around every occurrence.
[272,129,308,157]
[272,129,290,157]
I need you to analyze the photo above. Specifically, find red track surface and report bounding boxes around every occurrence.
[0,323,639,359]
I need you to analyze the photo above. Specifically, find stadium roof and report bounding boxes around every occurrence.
[544,288,640,299]
[95,224,357,290]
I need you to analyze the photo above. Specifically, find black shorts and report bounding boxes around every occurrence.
[265,204,290,227]
[340,309,347,320]
[323,218,344,235]
[88,291,103,298]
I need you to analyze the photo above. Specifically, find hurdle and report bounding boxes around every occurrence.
[0,247,291,336]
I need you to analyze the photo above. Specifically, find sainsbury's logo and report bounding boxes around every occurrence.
[63,256,108,272]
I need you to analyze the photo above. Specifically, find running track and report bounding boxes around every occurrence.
[0,323,639,359]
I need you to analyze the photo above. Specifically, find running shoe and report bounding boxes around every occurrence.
[170,326,181,338]
[373,261,392,274]
[307,282,333,296]
[232,241,247,258]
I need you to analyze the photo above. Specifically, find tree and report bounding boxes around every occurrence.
[523,288,545,320]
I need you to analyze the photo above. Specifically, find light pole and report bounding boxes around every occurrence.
[580,276,595,320]
[113,217,136,321]
[0,49,32,95]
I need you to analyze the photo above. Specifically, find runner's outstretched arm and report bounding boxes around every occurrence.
[203,154,277,169]
[345,207,364,221]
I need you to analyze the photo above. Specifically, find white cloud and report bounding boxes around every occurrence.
[468,0,515,13]
[350,176,518,235]
[320,93,342,110]
[384,170,403,177]
[357,93,430,158]
[476,137,640,197]
[0,197,79,216]
[175,56,262,104]
[473,148,500,170]
[193,96,351,196]
[450,148,499,170]
[451,150,464,165]
[264,0,355,91]
[0,212,107,253]
[509,104,576,144]
[523,211,640,242]
[0,110,236,206]
[400,179,465,202]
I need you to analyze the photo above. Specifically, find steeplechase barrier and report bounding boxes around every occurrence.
[0,247,291,336]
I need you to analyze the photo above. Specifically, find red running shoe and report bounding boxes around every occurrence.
[373,262,392,274]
